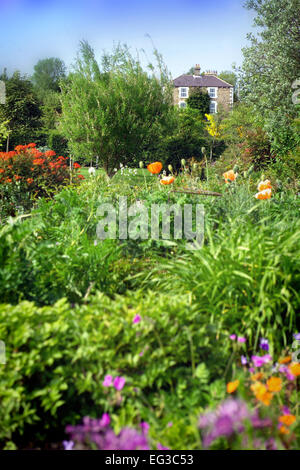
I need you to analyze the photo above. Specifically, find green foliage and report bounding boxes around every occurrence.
[187,89,210,117]
[239,0,300,153]
[0,291,226,447]
[163,108,207,167]
[32,58,66,97]
[0,184,130,304]
[0,71,43,151]
[60,41,176,173]
[47,129,68,157]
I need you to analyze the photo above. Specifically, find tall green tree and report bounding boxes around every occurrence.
[239,0,300,153]
[186,89,210,117]
[32,58,66,97]
[0,71,43,151]
[60,41,175,174]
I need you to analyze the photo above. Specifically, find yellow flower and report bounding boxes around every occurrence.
[279,425,290,435]
[227,379,239,393]
[250,381,273,406]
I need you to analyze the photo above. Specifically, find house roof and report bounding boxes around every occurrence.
[173,74,232,88]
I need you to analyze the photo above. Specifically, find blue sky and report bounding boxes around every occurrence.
[0,0,255,78]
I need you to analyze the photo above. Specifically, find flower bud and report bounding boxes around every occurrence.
[168,164,173,172]
[139,161,144,169]
[181,159,186,167]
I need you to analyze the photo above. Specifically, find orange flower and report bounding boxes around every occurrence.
[258,179,272,191]
[5,178,12,183]
[254,188,272,200]
[160,176,175,185]
[267,377,282,392]
[288,363,300,377]
[0,168,4,174]
[14,175,22,181]
[223,170,237,183]
[147,162,163,174]
[73,162,81,169]
[26,143,36,148]
[227,379,239,393]
[251,372,264,381]
[278,356,292,364]
[33,158,45,166]
[279,425,290,435]
[279,414,296,426]
[44,150,56,157]
[250,381,273,405]
[27,178,33,184]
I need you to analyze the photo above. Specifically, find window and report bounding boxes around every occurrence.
[179,87,188,98]
[179,101,187,109]
[208,87,216,98]
[209,101,217,113]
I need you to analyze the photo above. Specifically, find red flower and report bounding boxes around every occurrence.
[26,143,36,148]
[27,178,34,184]
[77,174,85,179]
[44,150,56,157]
[73,162,81,169]
[14,175,22,181]
[33,158,45,165]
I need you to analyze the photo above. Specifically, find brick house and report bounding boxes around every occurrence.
[173,64,234,113]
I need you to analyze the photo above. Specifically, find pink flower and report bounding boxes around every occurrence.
[237,336,246,343]
[251,354,272,367]
[140,421,150,434]
[113,376,126,391]
[99,412,110,427]
[103,374,113,387]
[133,314,141,324]
[230,334,236,340]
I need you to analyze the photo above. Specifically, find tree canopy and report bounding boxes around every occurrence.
[60,41,175,173]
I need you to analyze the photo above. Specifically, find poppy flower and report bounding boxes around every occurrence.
[258,179,272,191]
[73,162,81,169]
[254,188,272,200]
[160,176,175,185]
[147,162,163,174]
[223,170,237,183]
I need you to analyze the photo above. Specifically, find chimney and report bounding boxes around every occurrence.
[194,64,201,76]
[204,70,218,76]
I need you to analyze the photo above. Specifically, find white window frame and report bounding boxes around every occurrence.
[179,87,189,98]
[178,100,187,109]
[209,100,217,114]
[207,87,217,98]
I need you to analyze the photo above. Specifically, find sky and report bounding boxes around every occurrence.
[0,0,256,78]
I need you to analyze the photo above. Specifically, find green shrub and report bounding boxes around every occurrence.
[0,291,227,447]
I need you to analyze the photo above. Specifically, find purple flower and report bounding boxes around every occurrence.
[241,355,248,365]
[251,354,272,367]
[281,406,291,415]
[113,376,126,391]
[103,427,149,450]
[99,413,110,427]
[62,440,74,450]
[140,421,150,434]
[294,332,300,341]
[133,314,141,324]
[157,442,170,450]
[103,374,113,387]
[237,336,246,343]
[230,334,236,340]
[259,338,269,351]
